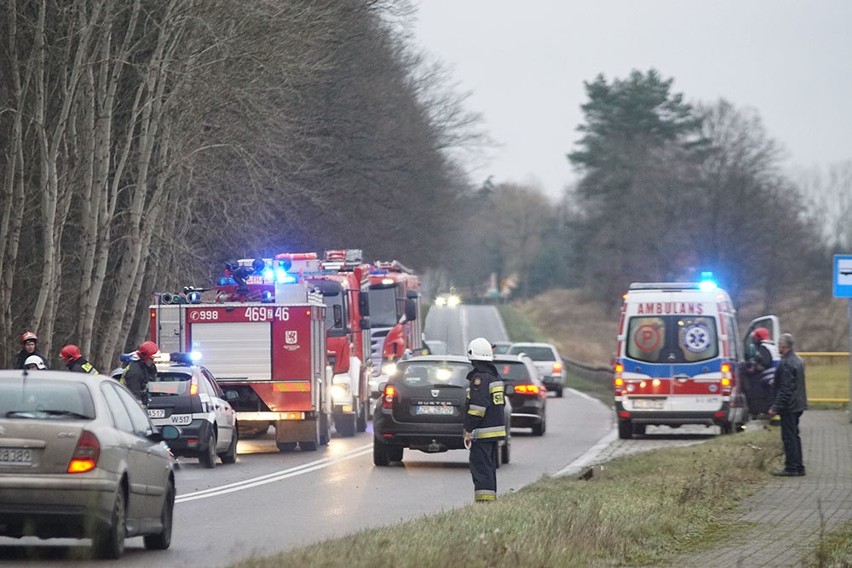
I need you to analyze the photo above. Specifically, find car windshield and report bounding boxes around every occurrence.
[492,343,512,354]
[395,361,470,388]
[369,286,399,327]
[0,379,95,419]
[494,361,531,383]
[507,345,555,361]
[626,315,719,363]
[148,371,192,396]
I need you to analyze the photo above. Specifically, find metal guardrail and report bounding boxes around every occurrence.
[563,352,852,404]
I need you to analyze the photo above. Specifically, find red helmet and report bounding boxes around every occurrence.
[137,341,159,361]
[60,344,82,363]
[752,328,770,343]
[21,331,38,344]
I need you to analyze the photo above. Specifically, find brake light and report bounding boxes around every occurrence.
[513,384,541,395]
[552,362,563,374]
[382,385,396,410]
[190,376,199,396]
[67,431,100,473]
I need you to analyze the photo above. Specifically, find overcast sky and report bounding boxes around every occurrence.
[410,0,852,198]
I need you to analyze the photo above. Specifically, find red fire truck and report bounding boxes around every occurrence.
[366,260,424,397]
[149,284,332,452]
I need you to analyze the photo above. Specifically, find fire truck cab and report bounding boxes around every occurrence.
[613,280,768,439]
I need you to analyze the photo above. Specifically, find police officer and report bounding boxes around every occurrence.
[122,341,159,404]
[463,337,506,503]
[15,331,48,370]
[59,344,99,375]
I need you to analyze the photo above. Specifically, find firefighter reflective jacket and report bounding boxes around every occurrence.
[464,361,506,441]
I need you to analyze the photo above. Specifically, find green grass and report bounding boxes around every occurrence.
[811,519,852,567]
[232,428,782,568]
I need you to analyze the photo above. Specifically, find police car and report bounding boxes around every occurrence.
[118,352,239,468]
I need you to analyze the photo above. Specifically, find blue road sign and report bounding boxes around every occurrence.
[834,255,852,298]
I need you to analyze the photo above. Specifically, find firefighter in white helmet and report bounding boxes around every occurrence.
[463,337,506,502]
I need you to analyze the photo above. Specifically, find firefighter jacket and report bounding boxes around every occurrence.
[16,349,48,370]
[463,360,506,442]
[772,350,808,414]
[122,359,156,402]
[67,358,99,375]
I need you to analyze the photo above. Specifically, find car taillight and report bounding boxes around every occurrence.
[514,384,541,395]
[552,362,563,374]
[67,431,100,473]
[190,376,199,396]
[382,385,396,410]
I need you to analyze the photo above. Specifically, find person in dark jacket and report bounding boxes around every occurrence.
[768,333,808,476]
[59,344,99,375]
[15,331,48,370]
[742,328,779,418]
[463,337,507,502]
[122,340,159,404]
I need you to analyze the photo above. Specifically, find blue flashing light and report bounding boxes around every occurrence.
[189,351,202,363]
[262,267,274,281]
[698,271,718,292]
[217,276,235,286]
[369,269,388,275]
[276,269,296,284]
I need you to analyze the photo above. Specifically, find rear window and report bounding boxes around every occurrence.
[507,345,555,361]
[494,361,532,382]
[148,371,193,396]
[395,361,470,388]
[626,316,718,363]
[0,379,95,419]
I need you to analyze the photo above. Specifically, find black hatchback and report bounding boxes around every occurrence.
[493,354,547,436]
[372,355,511,466]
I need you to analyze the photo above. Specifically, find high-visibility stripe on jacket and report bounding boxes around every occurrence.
[464,361,506,441]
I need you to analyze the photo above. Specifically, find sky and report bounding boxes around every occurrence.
[410,0,852,199]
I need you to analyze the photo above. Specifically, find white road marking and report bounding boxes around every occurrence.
[175,443,373,503]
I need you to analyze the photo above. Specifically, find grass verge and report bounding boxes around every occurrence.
[232,428,781,568]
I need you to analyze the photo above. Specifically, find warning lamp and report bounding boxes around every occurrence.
[698,271,718,292]
[260,290,274,302]
[187,290,203,303]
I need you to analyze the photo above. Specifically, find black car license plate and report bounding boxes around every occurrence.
[415,405,454,416]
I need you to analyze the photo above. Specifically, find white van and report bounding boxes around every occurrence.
[613,281,772,439]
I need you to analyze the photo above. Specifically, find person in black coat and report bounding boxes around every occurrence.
[15,331,48,370]
[122,341,159,404]
[768,333,808,476]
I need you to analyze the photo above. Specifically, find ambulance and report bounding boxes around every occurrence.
[613,279,772,439]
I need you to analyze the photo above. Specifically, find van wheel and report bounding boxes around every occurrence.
[356,398,368,432]
[556,387,564,398]
[387,445,403,462]
[373,438,390,466]
[618,420,633,440]
[633,424,646,436]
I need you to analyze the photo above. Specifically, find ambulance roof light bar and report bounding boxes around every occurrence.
[629,282,707,291]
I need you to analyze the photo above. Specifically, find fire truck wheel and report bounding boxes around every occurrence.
[618,420,633,440]
[335,412,356,438]
[300,441,318,451]
[373,439,390,466]
[356,401,368,433]
[220,429,238,464]
[320,414,330,446]
[277,442,297,452]
[199,431,217,469]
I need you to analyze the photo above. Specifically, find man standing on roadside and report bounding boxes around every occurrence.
[768,333,807,477]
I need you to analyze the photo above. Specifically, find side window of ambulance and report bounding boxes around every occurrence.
[679,317,718,363]
[626,317,665,363]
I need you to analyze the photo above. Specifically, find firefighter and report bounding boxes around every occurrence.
[122,341,159,404]
[24,355,47,370]
[742,328,779,419]
[463,337,506,503]
[59,344,99,375]
[15,331,48,370]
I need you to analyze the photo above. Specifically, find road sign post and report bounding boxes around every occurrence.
[832,255,852,421]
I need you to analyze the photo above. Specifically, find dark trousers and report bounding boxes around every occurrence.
[469,441,497,501]
[780,411,804,473]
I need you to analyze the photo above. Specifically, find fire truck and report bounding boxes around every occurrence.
[149,279,332,452]
[366,260,424,397]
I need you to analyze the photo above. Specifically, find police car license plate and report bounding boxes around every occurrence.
[170,414,192,425]
[147,409,166,418]
[415,405,453,416]
[0,448,32,466]
[632,398,664,409]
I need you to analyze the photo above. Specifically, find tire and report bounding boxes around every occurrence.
[618,420,633,440]
[199,430,217,468]
[144,481,174,550]
[720,421,733,435]
[387,445,403,462]
[335,412,356,438]
[633,424,646,436]
[373,438,389,466]
[220,427,238,464]
[277,441,297,452]
[556,387,564,398]
[92,487,126,559]
[300,441,318,451]
[356,398,368,433]
[532,418,545,436]
[320,413,330,446]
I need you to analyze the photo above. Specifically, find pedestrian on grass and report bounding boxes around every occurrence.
[768,333,807,477]
[463,337,507,502]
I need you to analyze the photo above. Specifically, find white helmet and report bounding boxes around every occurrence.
[467,337,493,361]
[24,355,46,370]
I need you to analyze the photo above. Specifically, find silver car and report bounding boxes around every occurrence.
[0,370,178,559]
[506,342,566,397]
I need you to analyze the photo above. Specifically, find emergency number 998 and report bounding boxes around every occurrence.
[243,307,290,322]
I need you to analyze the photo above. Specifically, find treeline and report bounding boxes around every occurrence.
[0,0,477,368]
[447,70,850,317]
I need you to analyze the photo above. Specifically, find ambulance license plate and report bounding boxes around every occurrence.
[632,398,664,409]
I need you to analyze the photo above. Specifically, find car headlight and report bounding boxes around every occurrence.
[330,384,350,403]
[447,295,461,307]
[382,362,397,376]
[435,296,447,306]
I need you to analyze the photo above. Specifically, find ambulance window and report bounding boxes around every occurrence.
[679,317,718,363]
[626,316,718,363]
[626,317,665,363]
